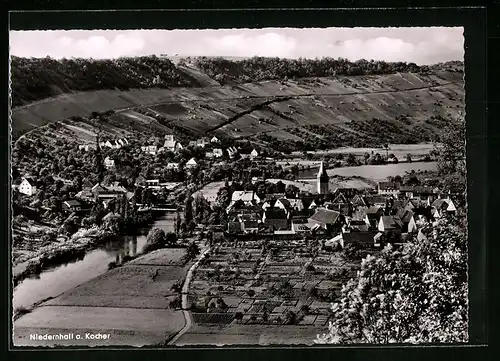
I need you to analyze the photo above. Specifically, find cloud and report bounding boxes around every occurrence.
[9,27,464,65]
[203,32,297,58]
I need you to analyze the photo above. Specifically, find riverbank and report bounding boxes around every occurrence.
[13,247,194,347]
[12,211,158,287]
[12,227,115,287]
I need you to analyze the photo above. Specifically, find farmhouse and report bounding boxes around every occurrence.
[19,177,37,196]
[250,149,260,159]
[378,182,400,196]
[211,136,220,143]
[104,156,115,169]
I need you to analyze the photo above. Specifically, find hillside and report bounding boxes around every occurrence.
[10,57,464,151]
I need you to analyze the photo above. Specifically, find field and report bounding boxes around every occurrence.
[177,241,371,345]
[327,161,438,182]
[13,248,189,347]
[12,71,464,149]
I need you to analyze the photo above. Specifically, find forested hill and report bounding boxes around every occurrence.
[10,55,463,107]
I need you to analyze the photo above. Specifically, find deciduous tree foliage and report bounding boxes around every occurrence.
[316,217,467,344]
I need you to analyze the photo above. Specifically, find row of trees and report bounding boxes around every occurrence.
[11,55,196,107]
[193,56,426,85]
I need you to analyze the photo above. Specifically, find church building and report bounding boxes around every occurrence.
[317,161,329,195]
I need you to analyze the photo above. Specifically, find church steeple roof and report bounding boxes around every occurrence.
[317,161,329,179]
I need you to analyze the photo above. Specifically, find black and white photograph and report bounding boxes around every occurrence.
[10,25,467,347]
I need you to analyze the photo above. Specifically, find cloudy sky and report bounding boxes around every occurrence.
[9,27,463,65]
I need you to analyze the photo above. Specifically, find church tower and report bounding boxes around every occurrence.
[317,161,329,195]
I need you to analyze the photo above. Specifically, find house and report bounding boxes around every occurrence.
[75,189,94,201]
[286,198,306,212]
[164,135,183,152]
[399,185,437,201]
[341,231,379,249]
[378,216,403,234]
[238,213,260,233]
[262,208,288,230]
[344,219,370,233]
[351,194,367,208]
[308,208,343,233]
[364,206,385,229]
[250,149,259,159]
[104,156,115,169]
[230,191,261,206]
[189,138,209,148]
[185,158,198,168]
[167,163,180,171]
[211,136,220,143]
[291,218,310,233]
[227,147,238,158]
[78,144,97,151]
[431,198,457,218]
[364,194,388,208]
[62,200,83,212]
[395,209,418,233]
[378,182,401,196]
[261,199,276,211]
[19,177,37,196]
[100,140,114,149]
[213,148,224,158]
[275,198,291,213]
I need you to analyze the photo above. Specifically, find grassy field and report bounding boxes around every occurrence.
[13,248,189,347]
[180,241,366,345]
[12,71,464,147]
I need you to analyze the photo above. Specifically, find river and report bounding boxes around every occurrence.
[13,212,177,310]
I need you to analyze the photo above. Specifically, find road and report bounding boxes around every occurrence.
[168,245,210,345]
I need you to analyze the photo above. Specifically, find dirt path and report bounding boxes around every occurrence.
[168,246,210,345]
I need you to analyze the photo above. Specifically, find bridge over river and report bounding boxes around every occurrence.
[137,204,182,212]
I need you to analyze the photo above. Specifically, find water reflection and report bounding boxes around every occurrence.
[12,212,176,310]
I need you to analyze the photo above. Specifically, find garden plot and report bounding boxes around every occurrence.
[187,241,365,345]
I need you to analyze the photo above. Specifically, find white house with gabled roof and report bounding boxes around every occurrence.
[19,177,37,196]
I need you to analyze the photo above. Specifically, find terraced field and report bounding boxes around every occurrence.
[12,70,464,150]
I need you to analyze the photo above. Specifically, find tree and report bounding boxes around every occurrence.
[363,152,370,165]
[165,231,178,247]
[316,217,467,344]
[235,312,244,323]
[406,153,412,163]
[185,241,200,261]
[144,227,166,252]
[436,115,465,193]
[346,153,357,166]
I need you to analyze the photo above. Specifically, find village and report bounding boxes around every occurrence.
[12,127,462,337]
